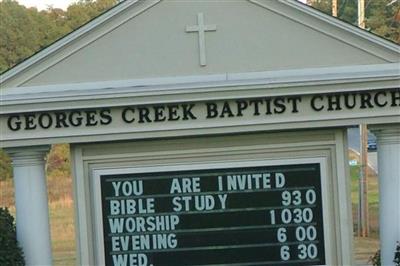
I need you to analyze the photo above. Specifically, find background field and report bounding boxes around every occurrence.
[0,170,76,266]
[350,164,380,264]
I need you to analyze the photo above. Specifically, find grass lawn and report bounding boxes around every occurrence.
[49,199,76,266]
[350,164,380,236]
[0,176,77,266]
[349,154,380,265]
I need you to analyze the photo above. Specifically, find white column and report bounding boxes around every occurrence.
[6,146,53,266]
[372,125,400,266]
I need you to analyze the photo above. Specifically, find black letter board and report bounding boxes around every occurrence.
[99,163,325,266]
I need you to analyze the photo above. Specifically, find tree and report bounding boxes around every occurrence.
[0,208,25,265]
[0,0,41,73]
[308,0,400,43]
[0,0,118,179]
[366,0,400,42]
[65,0,119,31]
[0,0,118,74]
[0,150,12,180]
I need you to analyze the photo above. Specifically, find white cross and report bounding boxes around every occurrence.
[186,13,217,67]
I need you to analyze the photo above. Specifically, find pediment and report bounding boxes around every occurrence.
[1,0,399,88]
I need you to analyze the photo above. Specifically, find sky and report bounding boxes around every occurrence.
[16,0,77,10]
[16,0,308,11]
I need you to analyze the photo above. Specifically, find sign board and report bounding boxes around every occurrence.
[94,162,326,266]
[1,88,399,148]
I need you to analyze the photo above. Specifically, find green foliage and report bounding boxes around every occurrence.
[366,0,400,43]
[46,144,71,179]
[0,150,13,180]
[0,0,118,180]
[0,0,39,73]
[309,0,400,43]
[65,0,119,30]
[309,0,332,15]
[0,0,118,73]
[0,208,25,266]
[368,249,381,266]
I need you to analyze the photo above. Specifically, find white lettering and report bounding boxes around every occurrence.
[112,253,146,266]
[222,173,285,191]
[109,199,155,215]
[170,177,201,193]
[263,173,271,188]
[218,194,228,209]
[112,181,121,197]
[112,254,127,266]
[275,173,285,188]
[172,196,182,211]
[170,178,182,193]
[218,175,223,191]
[112,236,120,251]
[112,180,143,196]
[109,218,124,233]
[109,215,180,233]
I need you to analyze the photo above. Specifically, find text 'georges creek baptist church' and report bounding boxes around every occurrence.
[6,89,400,131]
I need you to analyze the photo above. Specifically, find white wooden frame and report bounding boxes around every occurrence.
[91,157,334,266]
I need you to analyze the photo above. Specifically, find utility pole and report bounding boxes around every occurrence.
[332,0,338,17]
[357,0,369,237]
[359,124,369,237]
[358,0,366,29]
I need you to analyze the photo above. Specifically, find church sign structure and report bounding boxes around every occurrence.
[0,0,399,266]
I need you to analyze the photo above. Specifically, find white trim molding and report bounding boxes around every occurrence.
[0,66,399,148]
[1,63,399,113]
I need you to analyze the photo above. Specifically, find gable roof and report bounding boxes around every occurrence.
[0,0,399,88]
